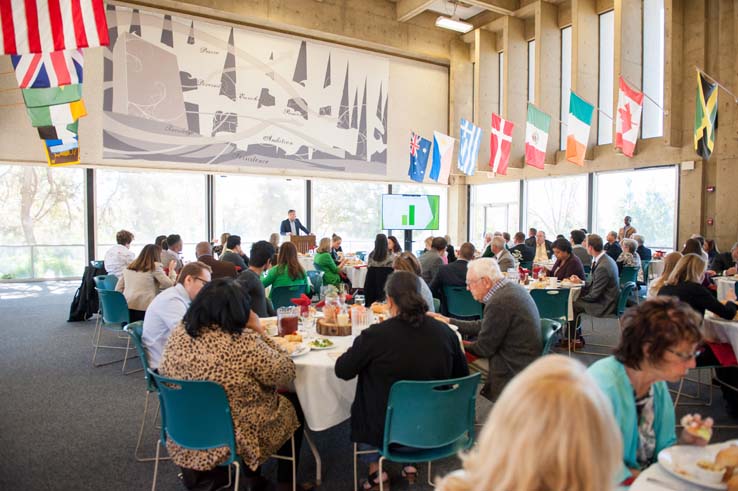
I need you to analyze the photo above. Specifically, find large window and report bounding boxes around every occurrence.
[311,180,387,252]
[214,175,306,250]
[560,27,572,150]
[593,166,677,249]
[642,0,665,138]
[498,51,504,114]
[598,11,615,145]
[527,40,536,104]
[469,181,520,249]
[96,169,207,261]
[526,175,588,237]
[0,165,85,279]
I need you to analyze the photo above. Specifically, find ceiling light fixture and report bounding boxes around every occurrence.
[435,1,473,33]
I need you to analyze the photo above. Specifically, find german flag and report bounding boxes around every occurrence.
[694,71,718,159]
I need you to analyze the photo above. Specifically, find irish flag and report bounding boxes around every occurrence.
[524,104,551,169]
[565,92,594,166]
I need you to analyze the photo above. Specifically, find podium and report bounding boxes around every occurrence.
[290,235,316,254]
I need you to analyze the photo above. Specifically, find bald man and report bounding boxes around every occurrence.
[195,241,237,279]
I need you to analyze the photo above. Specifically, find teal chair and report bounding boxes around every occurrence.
[353,373,481,491]
[149,371,301,491]
[575,282,637,357]
[442,285,483,319]
[124,322,170,462]
[620,266,639,287]
[90,260,105,269]
[93,274,118,291]
[271,284,309,309]
[638,260,652,300]
[433,298,441,313]
[355,251,367,262]
[529,288,570,328]
[307,270,324,300]
[519,260,533,270]
[94,289,137,373]
[540,319,562,355]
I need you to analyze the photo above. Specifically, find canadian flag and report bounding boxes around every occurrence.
[615,77,644,157]
[490,113,514,175]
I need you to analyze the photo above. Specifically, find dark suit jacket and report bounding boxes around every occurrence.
[509,244,534,263]
[430,259,469,314]
[524,237,537,248]
[196,254,237,279]
[280,218,310,236]
[575,253,620,317]
[220,250,248,271]
[636,245,652,261]
[604,241,622,262]
[710,252,736,274]
[446,245,457,263]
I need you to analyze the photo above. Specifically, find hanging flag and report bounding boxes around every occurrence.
[37,120,78,142]
[22,84,82,108]
[694,71,718,160]
[565,92,594,166]
[0,0,109,55]
[11,49,83,89]
[26,99,87,127]
[44,142,80,167]
[408,132,432,182]
[46,137,79,153]
[489,113,514,175]
[614,77,644,157]
[458,118,482,176]
[430,131,454,184]
[524,104,551,169]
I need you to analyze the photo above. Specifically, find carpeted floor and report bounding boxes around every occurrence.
[1,281,737,490]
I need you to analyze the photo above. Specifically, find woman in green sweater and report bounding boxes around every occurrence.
[261,241,310,298]
[314,237,346,287]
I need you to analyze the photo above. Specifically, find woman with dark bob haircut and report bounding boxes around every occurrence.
[159,278,306,491]
[587,297,711,485]
[335,271,468,489]
[546,237,585,281]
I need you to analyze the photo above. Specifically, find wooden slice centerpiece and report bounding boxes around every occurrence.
[316,318,352,336]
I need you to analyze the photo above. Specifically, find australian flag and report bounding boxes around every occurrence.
[408,132,431,182]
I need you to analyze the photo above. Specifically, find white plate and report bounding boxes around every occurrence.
[658,440,738,490]
[308,340,336,350]
[289,344,311,358]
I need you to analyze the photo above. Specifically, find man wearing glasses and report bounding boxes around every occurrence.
[142,261,212,370]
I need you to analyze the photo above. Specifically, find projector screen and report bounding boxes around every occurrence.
[381,194,440,231]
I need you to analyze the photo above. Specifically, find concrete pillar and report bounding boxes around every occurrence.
[664,0,683,147]
[473,29,500,170]
[613,0,642,143]
[571,0,599,159]
[502,15,527,166]
[534,1,562,163]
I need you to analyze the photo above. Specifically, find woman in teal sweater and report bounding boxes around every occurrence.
[314,237,346,288]
[261,241,310,298]
[587,297,711,485]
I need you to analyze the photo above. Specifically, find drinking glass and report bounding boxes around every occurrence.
[354,294,366,307]
[277,306,299,336]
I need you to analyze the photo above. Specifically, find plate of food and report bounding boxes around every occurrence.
[290,344,310,358]
[308,338,335,350]
[272,334,310,357]
[658,437,738,490]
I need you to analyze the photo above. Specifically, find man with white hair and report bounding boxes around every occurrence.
[490,235,515,271]
[429,258,541,401]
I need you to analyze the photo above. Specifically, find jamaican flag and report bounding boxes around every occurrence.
[694,71,718,159]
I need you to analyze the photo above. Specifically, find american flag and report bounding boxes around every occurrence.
[11,48,83,88]
[0,0,109,55]
[410,132,421,156]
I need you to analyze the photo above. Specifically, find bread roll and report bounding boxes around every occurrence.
[717,446,738,481]
[726,474,738,491]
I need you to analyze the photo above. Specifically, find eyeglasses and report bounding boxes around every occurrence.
[194,277,210,285]
[667,347,702,361]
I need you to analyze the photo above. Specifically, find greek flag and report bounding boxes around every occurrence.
[457,118,482,176]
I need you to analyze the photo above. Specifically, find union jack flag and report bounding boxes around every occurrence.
[410,132,421,156]
[408,131,431,182]
[11,49,83,88]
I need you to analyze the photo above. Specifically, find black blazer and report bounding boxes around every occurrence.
[430,259,469,314]
[509,244,535,262]
[363,267,394,305]
[446,244,457,263]
[335,316,468,447]
[604,241,622,262]
[710,252,736,274]
[524,237,537,248]
[659,281,737,320]
[280,218,310,236]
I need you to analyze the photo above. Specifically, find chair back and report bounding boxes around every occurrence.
[641,260,651,283]
[529,288,570,326]
[271,284,307,309]
[149,371,238,465]
[540,318,562,355]
[306,270,324,298]
[96,288,130,327]
[519,260,533,271]
[382,373,480,455]
[442,285,483,319]
[620,266,639,286]
[90,260,105,269]
[312,263,325,273]
[355,251,367,262]
[432,298,441,313]
[617,282,637,316]
[93,274,118,291]
[583,264,592,275]
[125,322,155,392]
[364,267,394,305]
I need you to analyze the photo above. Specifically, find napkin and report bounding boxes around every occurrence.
[290,294,312,315]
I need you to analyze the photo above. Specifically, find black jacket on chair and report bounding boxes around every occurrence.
[363,267,394,306]
[430,260,469,315]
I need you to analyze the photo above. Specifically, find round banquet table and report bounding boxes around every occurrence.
[649,259,664,279]
[715,276,737,302]
[702,311,738,357]
[524,283,582,321]
[298,255,315,272]
[343,266,367,289]
[631,463,715,491]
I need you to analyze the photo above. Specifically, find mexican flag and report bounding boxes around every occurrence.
[565,91,594,166]
[524,104,551,169]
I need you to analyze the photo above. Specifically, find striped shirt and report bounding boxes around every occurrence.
[482,278,508,303]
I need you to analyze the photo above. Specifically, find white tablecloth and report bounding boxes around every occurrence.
[649,260,664,279]
[525,284,582,321]
[702,311,738,357]
[298,256,315,272]
[292,335,357,431]
[631,463,714,491]
[715,276,737,302]
[344,266,367,289]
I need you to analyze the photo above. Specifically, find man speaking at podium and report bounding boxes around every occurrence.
[280,209,310,236]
